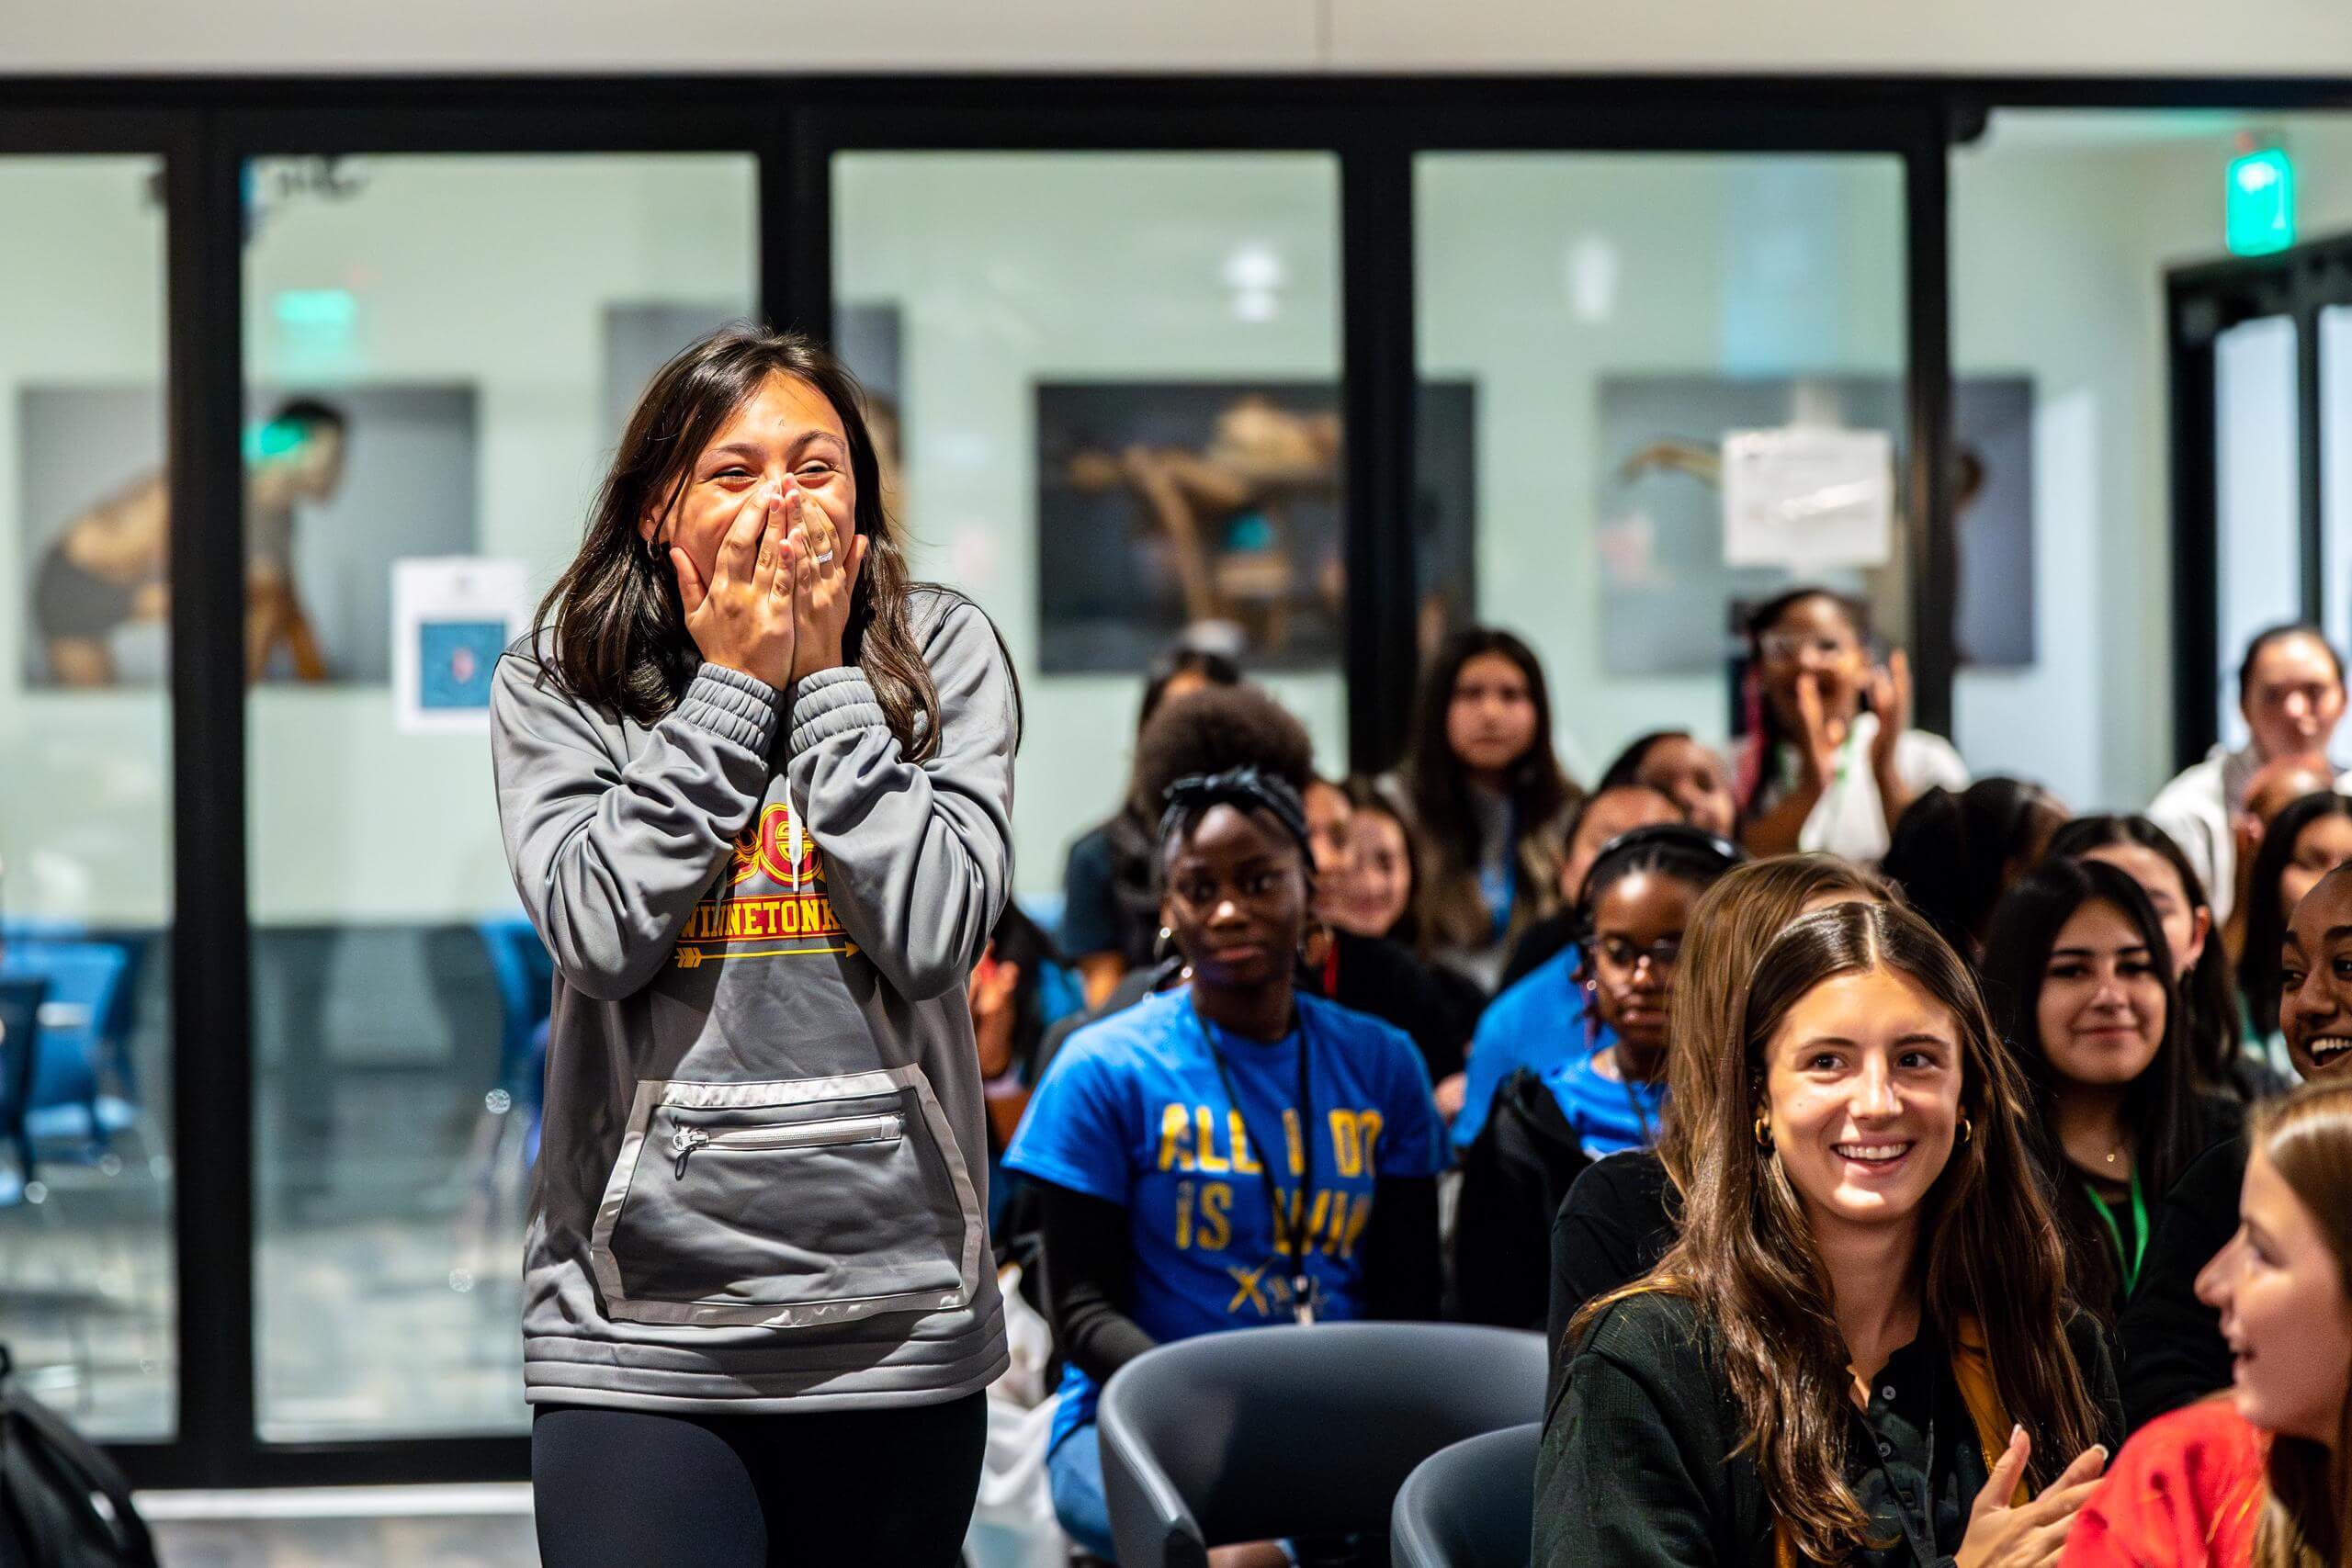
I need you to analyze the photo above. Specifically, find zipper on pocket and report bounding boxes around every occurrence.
[668,1112,905,1179]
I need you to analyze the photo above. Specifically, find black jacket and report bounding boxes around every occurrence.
[1540,1292,2123,1568]
[1454,1068,1595,1330]
[2116,1134,2245,1433]
[1547,1149,1676,1386]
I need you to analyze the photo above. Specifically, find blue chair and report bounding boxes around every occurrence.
[0,977,50,1207]
[1100,1323,1547,1568]
[1389,1422,1540,1568]
[0,942,136,1156]
[476,916,554,1110]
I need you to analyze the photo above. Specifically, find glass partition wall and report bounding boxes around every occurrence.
[14,74,2350,1493]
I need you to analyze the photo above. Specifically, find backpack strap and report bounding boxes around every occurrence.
[0,1344,158,1568]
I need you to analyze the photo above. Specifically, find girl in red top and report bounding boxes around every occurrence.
[2066,1076,2352,1566]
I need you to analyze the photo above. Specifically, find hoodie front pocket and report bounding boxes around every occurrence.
[589,1066,981,1328]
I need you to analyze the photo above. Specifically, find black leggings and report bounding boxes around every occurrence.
[532,1393,988,1568]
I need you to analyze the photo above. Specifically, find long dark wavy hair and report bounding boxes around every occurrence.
[2243,792,2352,1040]
[527,324,978,761]
[1979,858,2209,1319]
[1402,626,1577,951]
[1577,901,2102,1565]
[1879,777,2064,956]
[2045,814,2240,1096]
[2247,1079,2352,1568]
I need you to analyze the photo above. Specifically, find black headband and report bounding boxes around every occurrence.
[1158,766,1314,864]
[1577,822,1747,909]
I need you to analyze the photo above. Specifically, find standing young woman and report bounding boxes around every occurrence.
[2067,1079,2352,1567]
[2045,815,2266,1103]
[493,327,1018,1567]
[1541,901,2119,1565]
[1979,860,2242,1326]
[1005,750,1444,1566]
[1453,825,1743,1330]
[1400,626,1580,991]
[1545,853,1887,1362]
[1736,587,1969,863]
[2237,791,2352,1073]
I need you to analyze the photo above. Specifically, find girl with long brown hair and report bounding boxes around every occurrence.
[1545,853,1888,1361]
[492,325,1019,1567]
[2067,1078,2352,1566]
[1398,626,1578,991]
[1540,901,2119,1567]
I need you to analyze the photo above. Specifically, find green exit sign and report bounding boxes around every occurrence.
[2228,149,2296,256]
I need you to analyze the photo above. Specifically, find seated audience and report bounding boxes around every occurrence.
[1453,825,1742,1329]
[1454,783,1680,1154]
[2237,790,2352,1077]
[1399,626,1580,992]
[2047,814,2279,1104]
[1006,739,1442,1566]
[2227,750,2341,959]
[1880,776,2067,957]
[1734,586,1968,863]
[1302,773,1482,1100]
[1599,728,1739,838]
[2067,1079,2352,1567]
[1980,860,2244,1325]
[1326,777,1419,946]
[1059,644,1240,1007]
[2119,861,2352,1431]
[2149,622,2349,929]
[1545,853,1887,1376]
[1540,901,2120,1565]
[1496,776,1683,992]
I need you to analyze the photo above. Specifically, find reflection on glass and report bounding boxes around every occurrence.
[243,152,757,1438]
[833,152,1349,904]
[0,154,178,1439]
[1416,153,1907,776]
[2215,315,2302,754]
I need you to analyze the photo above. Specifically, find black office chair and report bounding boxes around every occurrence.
[1389,1421,1540,1568]
[1099,1322,1546,1568]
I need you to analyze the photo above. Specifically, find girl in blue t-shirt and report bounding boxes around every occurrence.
[1453,823,1741,1329]
[1007,755,1445,1565]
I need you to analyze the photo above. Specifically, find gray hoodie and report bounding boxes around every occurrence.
[491,587,1015,1413]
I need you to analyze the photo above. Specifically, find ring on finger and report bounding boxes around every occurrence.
[814,549,834,565]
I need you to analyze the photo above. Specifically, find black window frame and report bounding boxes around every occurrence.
[0,69,2343,1491]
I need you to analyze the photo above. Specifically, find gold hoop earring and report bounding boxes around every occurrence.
[1959,1115,1973,1145]
[1753,1114,1772,1150]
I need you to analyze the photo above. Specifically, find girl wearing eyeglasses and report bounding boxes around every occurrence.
[1736,587,1968,863]
[1453,825,1743,1330]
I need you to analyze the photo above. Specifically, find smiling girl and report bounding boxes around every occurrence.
[2066,1078,2352,1567]
[493,326,1019,1566]
[1541,900,2117,1566]
[1980,860,2243,1325]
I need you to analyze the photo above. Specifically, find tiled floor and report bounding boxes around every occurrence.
[143,1489,538,1568]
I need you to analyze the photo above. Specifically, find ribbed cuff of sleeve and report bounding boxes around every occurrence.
[788,665,887,752]
[674,662,783,753]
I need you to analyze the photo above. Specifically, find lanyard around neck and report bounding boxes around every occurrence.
[1191,997,1319,1323]
[2083,1166,2150,1296]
